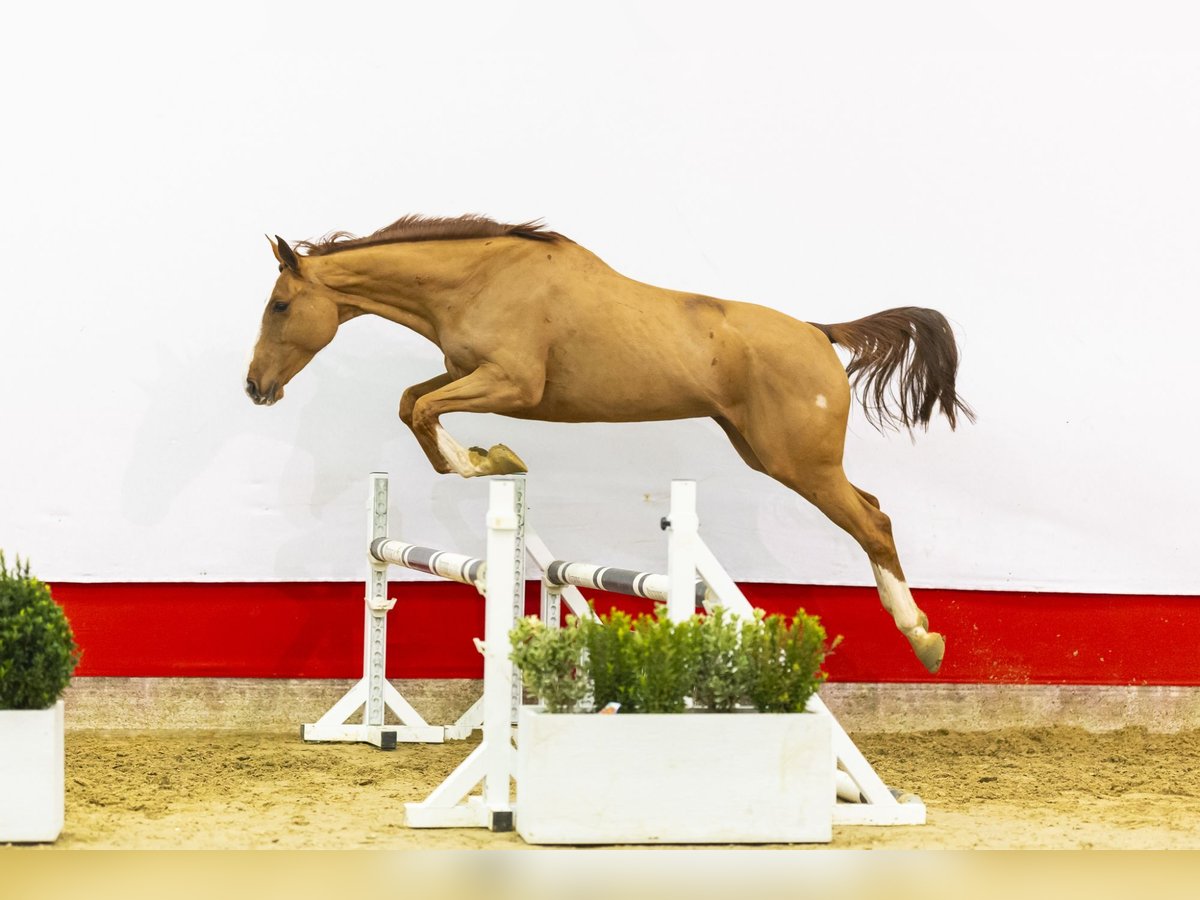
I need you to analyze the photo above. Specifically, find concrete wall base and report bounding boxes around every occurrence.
[60,678,1200,733]
[61,678,481,733]
[820,682,1200,733]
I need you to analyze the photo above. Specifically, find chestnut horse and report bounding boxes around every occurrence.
[246,215,973,672]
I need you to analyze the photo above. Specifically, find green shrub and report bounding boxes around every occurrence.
[0,553,80,710]
[619,609,695,714]
[739,608,838,713]
[686,605,745,712]
[578,607,640,712]
[510,602,837,715]
[509,614,589,713]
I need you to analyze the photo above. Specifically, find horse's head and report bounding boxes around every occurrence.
[245,236,342,406]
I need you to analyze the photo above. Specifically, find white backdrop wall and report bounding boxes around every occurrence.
[1,2,1196,593]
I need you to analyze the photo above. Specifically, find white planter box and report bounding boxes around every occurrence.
[0,700,65,843]
[515,705,834,844]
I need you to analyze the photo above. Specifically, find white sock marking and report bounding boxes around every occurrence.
[435,426,476,477]
[871,563,922,633]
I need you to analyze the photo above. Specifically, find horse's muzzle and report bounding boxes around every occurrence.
[245,377,279,406]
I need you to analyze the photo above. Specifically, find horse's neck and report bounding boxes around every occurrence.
[308,242,499,340]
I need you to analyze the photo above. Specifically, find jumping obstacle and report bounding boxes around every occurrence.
[308,473,925,830]
[303,474,575,748]
[302,473,477,746]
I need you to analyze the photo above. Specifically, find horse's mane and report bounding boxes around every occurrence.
[295,214,564,256]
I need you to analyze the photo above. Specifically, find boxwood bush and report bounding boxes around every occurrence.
[584,608,697,714]
[0,553,80,710]
[509,613,590,714]
[739,608,837,713]
[510,603,836,714]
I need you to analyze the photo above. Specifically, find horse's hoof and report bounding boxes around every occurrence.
[468,444,528,475]
[909,629,945,674]
[488,444,528,474]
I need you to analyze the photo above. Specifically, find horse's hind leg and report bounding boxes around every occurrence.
[814,470,943,671]
[854,486,881,509]
[713,416,768,473]
[803,468,943,672]
[733,415,944,672]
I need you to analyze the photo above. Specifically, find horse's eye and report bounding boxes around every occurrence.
[272,301,290,313]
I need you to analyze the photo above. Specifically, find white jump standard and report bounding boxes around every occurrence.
[301,473,491,748]
[404,476,528,830]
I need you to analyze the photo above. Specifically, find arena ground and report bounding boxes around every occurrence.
[44,725,1200,849]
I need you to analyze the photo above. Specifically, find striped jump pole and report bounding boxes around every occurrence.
[370,538,485,590]
[537,479,718,626]
[542,560,705,611]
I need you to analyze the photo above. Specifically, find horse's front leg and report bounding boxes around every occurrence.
[399,373,456,473]
[409,362,544,478]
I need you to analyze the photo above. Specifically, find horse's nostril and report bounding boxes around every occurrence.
[246,378,260,399]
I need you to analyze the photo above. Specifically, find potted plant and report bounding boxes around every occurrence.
[510,605,840,844]
[0,553,80,843]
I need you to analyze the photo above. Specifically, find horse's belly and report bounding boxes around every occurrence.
[528,393,711,424]
[530,355,723,423]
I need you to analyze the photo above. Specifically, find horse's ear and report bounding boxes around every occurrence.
[272,235,301,275]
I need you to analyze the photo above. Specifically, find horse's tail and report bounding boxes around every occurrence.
[811,307,975,432]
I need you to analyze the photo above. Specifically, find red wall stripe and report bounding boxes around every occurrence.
[48,581,1200,685]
